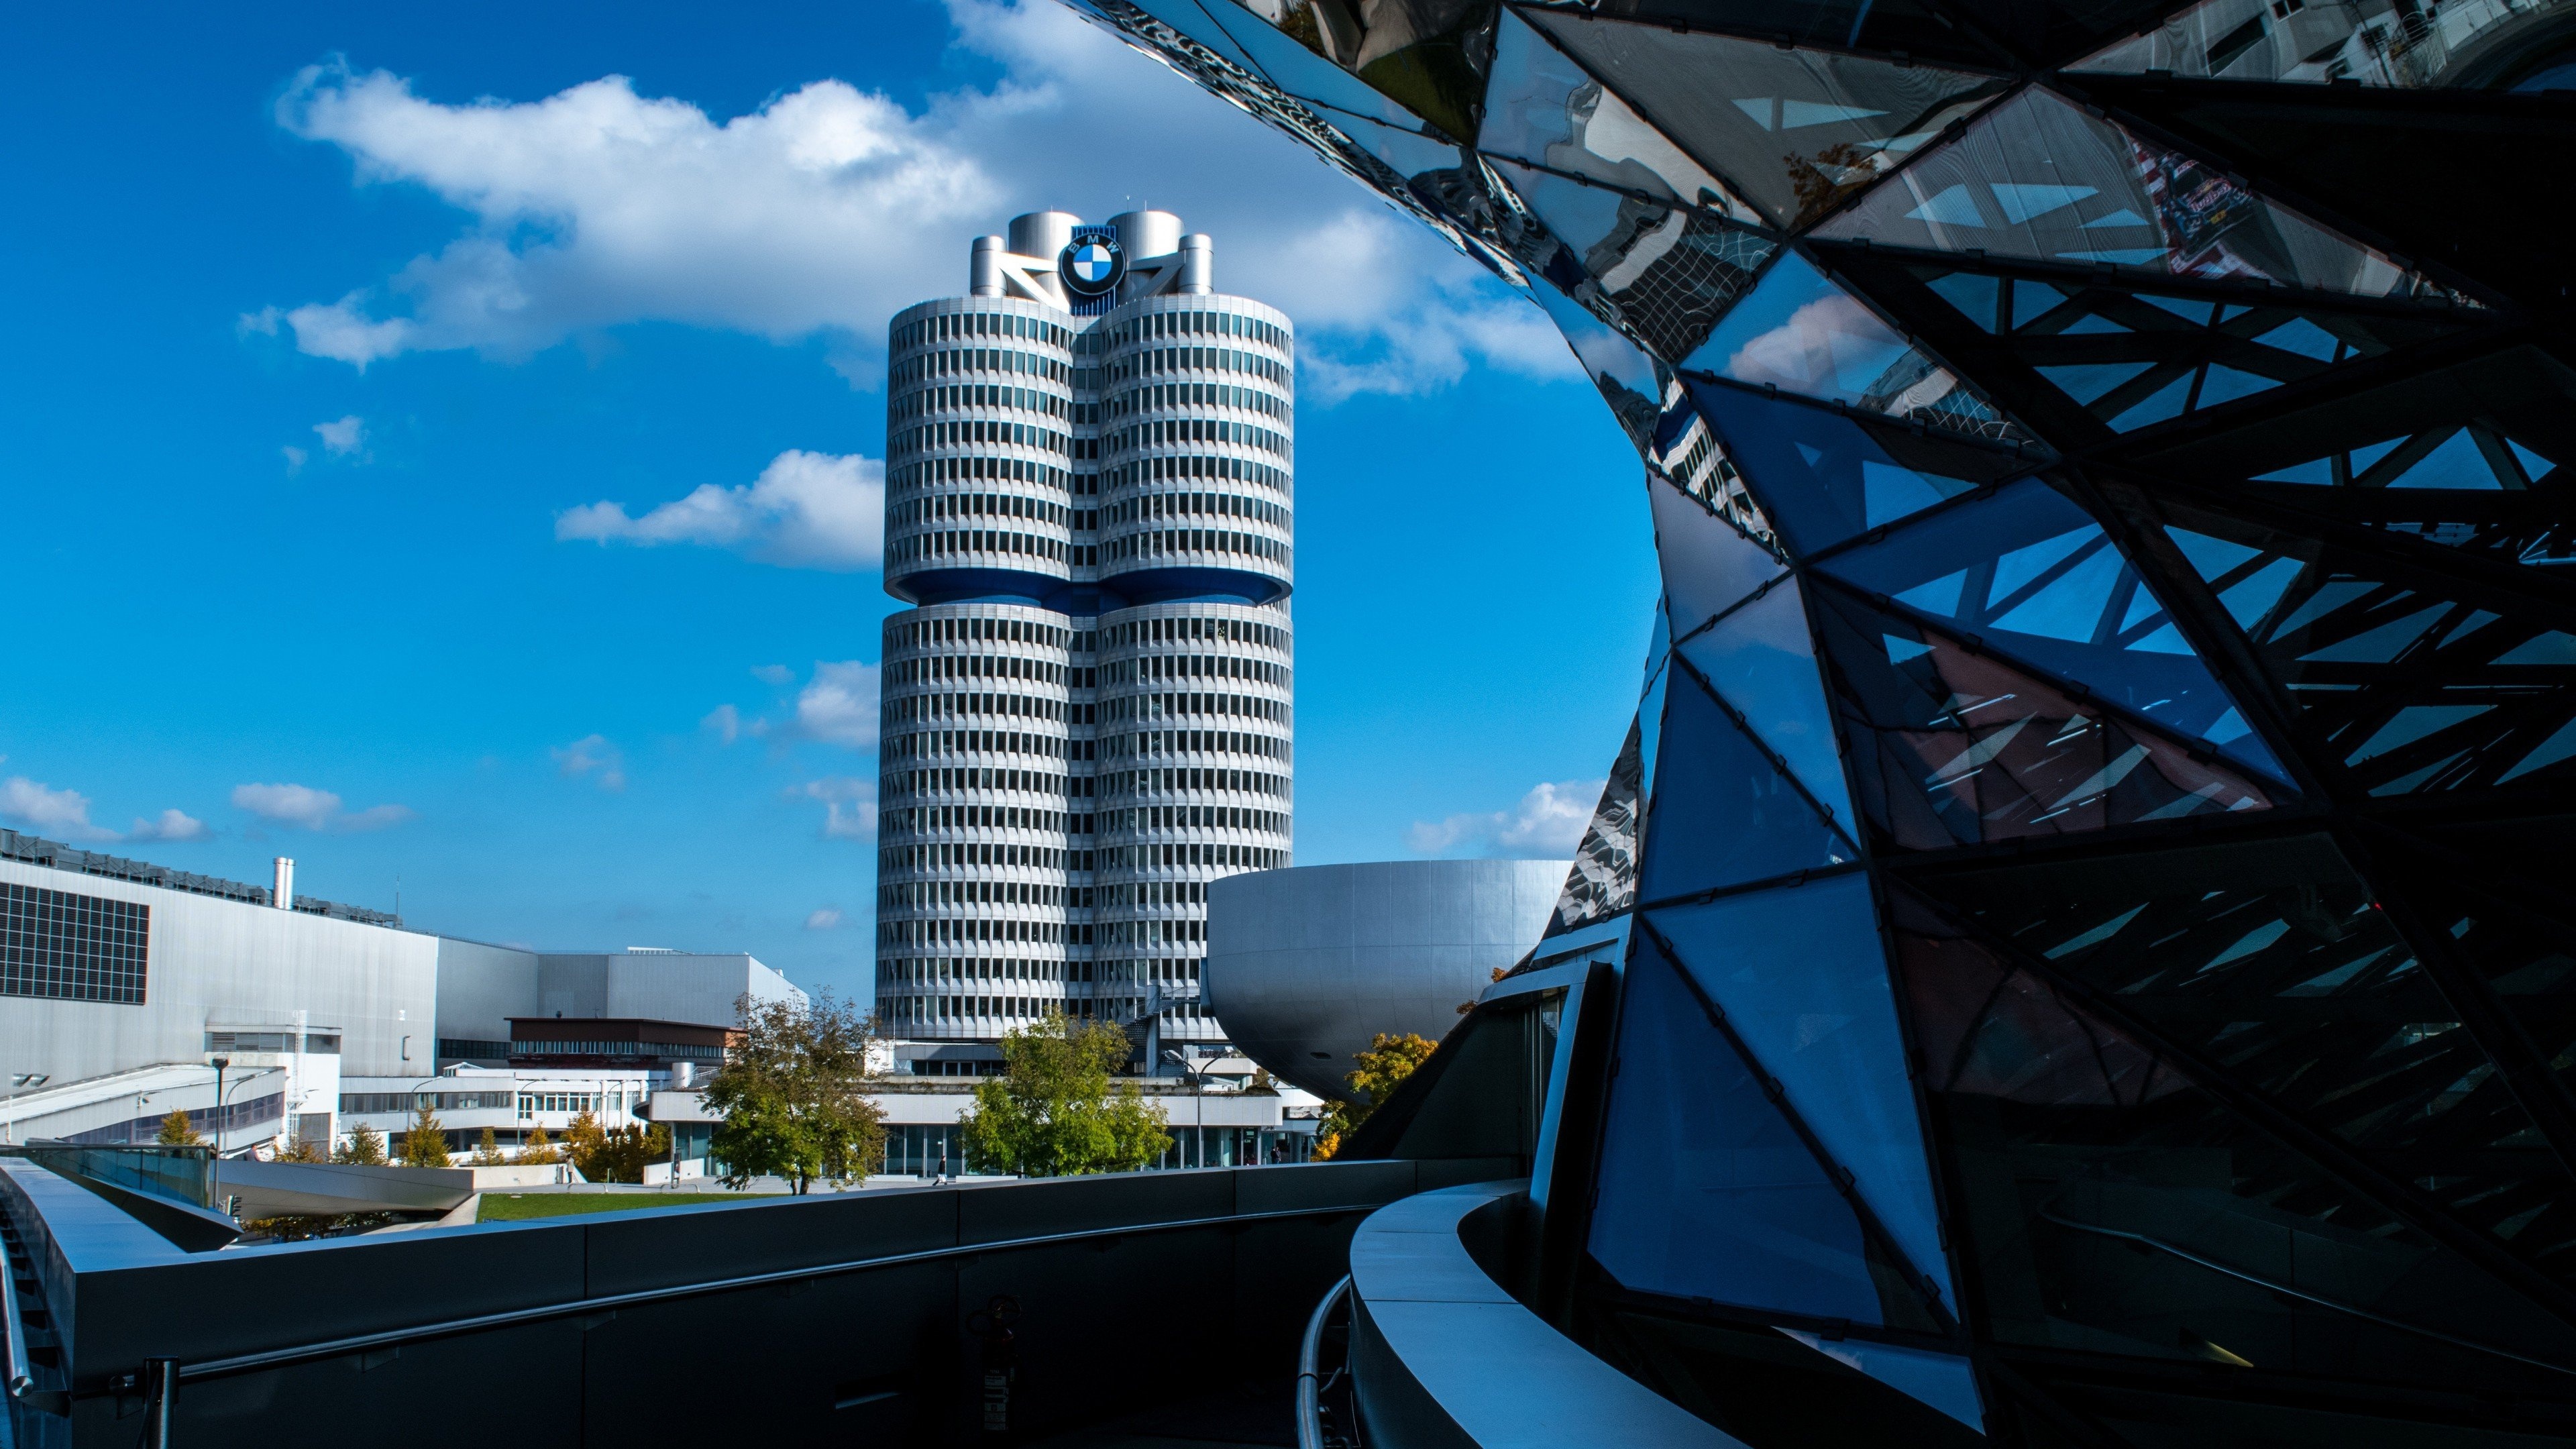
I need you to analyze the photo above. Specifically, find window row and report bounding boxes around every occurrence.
[884,916,1089,947]
[880,843,1101,873]
[895,345,1071,388]
[882,879,1100,910]
[1106,766,1289,800]
[890,767,1100,801]
[1107,527,1290,568]
[1099,879,1216,908]
[889,651,1085,688]
[892,418,1071,458]
[1101,804,1289,837]
[1100,691,1287,726]
[515,1038,724,1059]
[885,729,1101,764]
[894,382,1089,425]
[1099,916,1212,945]
[1110,416,1289,460]
[890,493,1091,533]
[1114,651,1289,688]
[1110,380,1287,423]
[517,1092,621,1120]
[1109,453,1288,493]
[886,804,1097,836]
[893,616,1091,652]
[1097,842,1285,871]
[896,308,1076,351]
[2,882,147,1006]
[1103,307,1287,353]
[341,1091,516,1114]
[894,528,1077,567]
[883,955,1071,985]
[1106,616,1285,650]
[884,993,1077,1024]
[1114,727,1289,762]
[1106,488,1288,532]
[890,455,1079,490]
[883,688,1091,727]
[206,1029,338,1054]
[1114,343,1289,388]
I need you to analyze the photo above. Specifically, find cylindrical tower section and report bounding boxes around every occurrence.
[876,602,1085,1041]
[884,297,1081,608]
[1098,293,1295,608]
[1091,600,1293,1045]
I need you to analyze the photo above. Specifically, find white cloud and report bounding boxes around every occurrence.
[701,704,769,744]
[0,777,119,843]
[231,782,414,833]
[282,445,308,474]
[796,777,876,840]
[1407,780,1603,858]
[314,415,366,455]
[795,661,880,750]
[556,450,882,570]
[551,734,627,791]
[128,808,210,842]
[751,664,794,686]
[805,908,843,930]
[249,2,1576,398]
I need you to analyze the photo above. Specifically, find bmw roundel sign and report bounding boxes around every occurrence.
[1059,234,1126,297]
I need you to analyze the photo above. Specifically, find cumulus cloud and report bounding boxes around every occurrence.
[231,782,414,833]
[805,908,843,930]
[314,415,366,455]
[794,661,880,749]
[128,809,210,843]
[552,734,627,791]
[1407,780,1603,858]
[796,777,876,840]
[248,1,1575,398]
[1,777,119,843]
[751,664,794,686]
[282,445,309,475]
[556,450,882,570]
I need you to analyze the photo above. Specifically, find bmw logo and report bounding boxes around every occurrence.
[1059,234,1126,297]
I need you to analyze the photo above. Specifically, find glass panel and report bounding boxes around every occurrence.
[1574,0,2013,70]
[1489,158,1776,362]
[1652,473,1786,636]
[1548,712,1646,936]
[1889,883,2576,1388]
[1811,584,2278,851]
[1638,667,1855,904]
[1525,280,1671,454]
[2069,0,2576,89]
[1525,13,2004,229]
[1774,1332,1986,1433]
[1817,478,2286,775]
[1813,88,2440,300]
[1636,636,1671,793]
[1649,873,1954,1311]
[1679,252,2012,439]
[1587,940,1896,1323]
[1684,378,2033,555]
[1201,0,1434,127]
[2162,517,2576,793]
[2253,423,2549,491]
[1479,9,1754,218]
[1673,576,1858,832]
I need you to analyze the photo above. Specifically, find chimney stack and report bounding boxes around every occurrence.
[272,857,295,911]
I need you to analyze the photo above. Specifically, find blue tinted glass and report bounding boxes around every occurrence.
[1650,876,1952,1309]
[1527,284,1670,451]
[1589,943,1886,1323]
[1680,252,1913,407]
[1640,671,1854,903]
[1684,379,2027,554]
[1636,649,1671,804]
[1817,477,2287,777]
[1169,0,1425,131]
[1674,578,1858,833]
[1654,475,1785,635]
[1778,1332,1987,1432]
[1479,9,1749,217]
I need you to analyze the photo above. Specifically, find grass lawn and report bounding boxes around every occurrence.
[476,1191,772,1221]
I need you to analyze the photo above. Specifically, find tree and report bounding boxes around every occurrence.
[468,1128,505,1166]
[568,1116,673,1184]
[400,1100,450,1167]
[959,1010,1169,1178]
[335,1122,386,1165]
[1313,1032,1437,1161]
[703,991,886,1194]
[156,1108,202,1145]
[517,1126,561,1165]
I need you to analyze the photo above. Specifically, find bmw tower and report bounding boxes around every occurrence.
[875,211,1295,1067]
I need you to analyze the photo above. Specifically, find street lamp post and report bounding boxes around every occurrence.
[4,1074,48,1144]
[209,1057,227,1150]
[1162,1049,1209,1169]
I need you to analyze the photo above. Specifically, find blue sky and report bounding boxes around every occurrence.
[0,0,1655,1002]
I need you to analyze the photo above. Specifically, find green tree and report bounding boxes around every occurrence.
[468,1127,505,1166]
[155,1108,202,1145]
[400,1100,450,1167]
[517,1126,560,1165]
[1314,1032,1437,1161]
[568,1117,674,1184]
[704,991,885,1194]
[959,1010,1170,1177]
[335,1122,387,1165]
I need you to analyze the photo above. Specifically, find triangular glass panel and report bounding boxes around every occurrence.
[1191,0,1469,133]
[1525,281,1676,460]
[1775,1331,1987,1434]
[2247,423,2555,492]
[1201,0,1498,142]
[1637,635,1672,795]
[1815,476,2288,775]
[1888,881,2576,1377]
[1479,9,1759,221]
[1489,156,1779,364]
[2069,0,2546,90]
[1673,576,1858,831]
[1638,666,1855,904]
[1547,712,1645,937]
[1682,377,2034,555]
[1680,252,2020,441]
[1814,88,2450,300]
[1522,13,2005,229]
[1812,584,2279,849]
[1653,472,1786,637]
[1531,0,2012,71]
[2163,517,2576,793]
[1648,873,1955,1313]
[1588,938,1935,1327]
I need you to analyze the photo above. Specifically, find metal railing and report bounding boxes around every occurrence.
[1295,1274,1352,1449]
[15,1143,215,1210]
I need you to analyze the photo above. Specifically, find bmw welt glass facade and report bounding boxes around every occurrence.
[1063,2,2576,1444]
[877,211,1294,1055]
